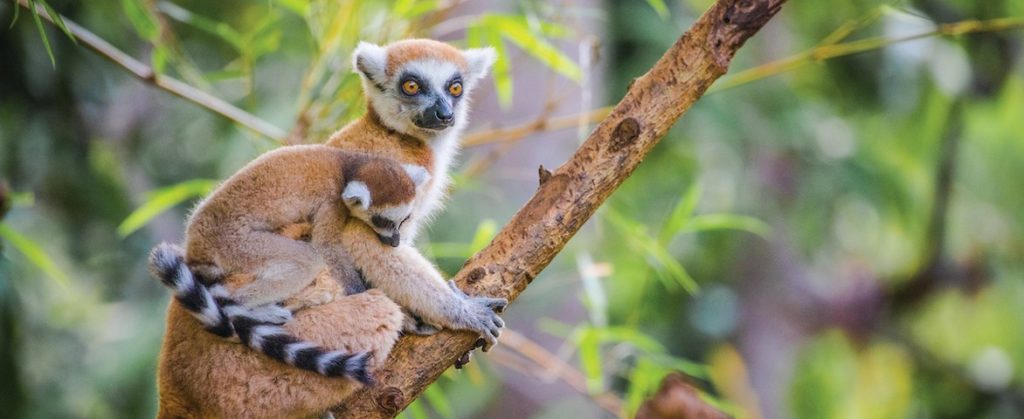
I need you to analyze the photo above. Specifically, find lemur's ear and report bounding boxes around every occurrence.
[462,47,496,82]
[403,164,431,189]
[353,42,388,90]
[342,181,372,210]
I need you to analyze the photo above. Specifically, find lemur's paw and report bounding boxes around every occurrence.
[455,349,473,369]
[448,280,507,313]
[244,304,293,325]
[461,296,508,351]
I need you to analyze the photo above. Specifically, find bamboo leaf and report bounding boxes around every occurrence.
[157,2,245,52]
[598,327,667,353]
[29,0,56,66]
[481,15,581,82]
[271,0,308,16]
[40,1,75,43]
[401,399,428,419]
[578,328,604,393]
[681,214,771,238]
[0,222,70,288]
[117,179,217,237]
[658,183,702,244]
[488,28,513,107]
[8,0,20,30]
[646,0,670,19]
[468,219,497,254]
[422,384,454,419]
[122,0,160,42]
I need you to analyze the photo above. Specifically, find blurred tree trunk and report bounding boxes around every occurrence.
[335,0,787,416]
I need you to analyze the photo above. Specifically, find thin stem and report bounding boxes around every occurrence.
[493,329,625,416]
[19,0,287,143]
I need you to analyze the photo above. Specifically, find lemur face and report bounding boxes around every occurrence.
[342,163,431,247]
[353,39,495,138]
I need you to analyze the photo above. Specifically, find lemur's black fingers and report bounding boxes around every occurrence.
[493,315,505,329]
[454,350,473,369]
[474,338,486,349]
[489,326,501,339]
[480,333,497,352]
[487,299,508,313]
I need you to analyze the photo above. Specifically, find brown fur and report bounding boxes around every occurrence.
[158,290,403,419]
[383,39,467,77]
[182,144,415,308]
[157,145,420,418]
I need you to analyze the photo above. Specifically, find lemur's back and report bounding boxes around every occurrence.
[184,145,349,271]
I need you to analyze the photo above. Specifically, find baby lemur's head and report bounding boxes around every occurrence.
[353,39,495,139]
[341,157,430,247]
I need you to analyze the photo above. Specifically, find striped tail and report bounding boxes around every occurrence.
[148,243,235,338]
[147,243,373,383]
[230,316,373,383]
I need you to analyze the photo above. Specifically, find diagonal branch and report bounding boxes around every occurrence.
[334,0,787,416]
[18,0,288,142]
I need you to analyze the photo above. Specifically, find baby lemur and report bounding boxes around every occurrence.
[155,39,497,419]
[151,145,505,381]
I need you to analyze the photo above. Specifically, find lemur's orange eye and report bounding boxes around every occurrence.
[448,81,463,97]
[402,80,420,95]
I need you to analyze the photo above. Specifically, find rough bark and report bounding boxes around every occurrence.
[336,0,786,416]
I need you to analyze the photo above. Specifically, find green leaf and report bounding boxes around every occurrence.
[646,0,670,19]
[488,28,513,107]
[578,328,604,393]
[606,209,698,293]
[29,0,56,66]
[0,222,70,288]
[8,0,20,30]
[9,191,34,207]
[658,183,701,244]
[480,15,581,82]
[395,0,437,18]
[468,219,497,254]
[423,242,471,260]
[597,326,666,353]
[401,399,428,419]
[467,24,513,107]
[157,2,245,52]
[681,214,771,238]
[117,179,217,237]
[271,0,308,16]
[122,0,160,42]
[151,44,169,74]
[422,384,454,419]
[40,1,75,43]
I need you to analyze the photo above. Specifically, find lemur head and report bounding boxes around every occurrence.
[342,158,431,247]
[353,39,496,139]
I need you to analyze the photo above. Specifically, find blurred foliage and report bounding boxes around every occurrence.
[2,0,1024,418]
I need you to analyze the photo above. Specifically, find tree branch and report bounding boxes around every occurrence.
[335,0,786,416]
[462,15,1024,149]
[18,0,288,142]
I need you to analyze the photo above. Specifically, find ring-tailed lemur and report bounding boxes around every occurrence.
[154,146,430,381]
[157,39,498,419]
[153,144,506,380]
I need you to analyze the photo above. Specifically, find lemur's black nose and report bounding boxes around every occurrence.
[435,108,454,123]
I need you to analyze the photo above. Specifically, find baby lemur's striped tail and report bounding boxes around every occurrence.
[147,243,373,383]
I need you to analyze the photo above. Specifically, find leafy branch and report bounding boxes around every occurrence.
[462,11,1024,148]
[14,0,288,142]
